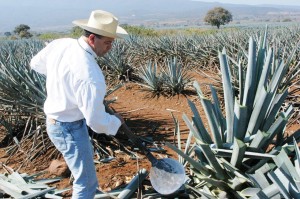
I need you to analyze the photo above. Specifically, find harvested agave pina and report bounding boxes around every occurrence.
[149,158,186,195]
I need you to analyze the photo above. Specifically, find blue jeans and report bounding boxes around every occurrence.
[46,118,98,199]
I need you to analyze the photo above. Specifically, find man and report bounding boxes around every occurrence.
[30,10,126,199]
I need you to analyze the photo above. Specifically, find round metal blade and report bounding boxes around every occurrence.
[149,158,185,195]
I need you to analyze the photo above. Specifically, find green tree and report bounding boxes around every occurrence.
[14,24,32,38]
[19,30,33,39]
[204,7,233,29]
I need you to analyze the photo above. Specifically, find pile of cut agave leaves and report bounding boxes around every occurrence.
[0,164,68,199]
[0,163,150,199]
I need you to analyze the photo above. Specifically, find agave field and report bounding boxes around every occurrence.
[0,24,299,198]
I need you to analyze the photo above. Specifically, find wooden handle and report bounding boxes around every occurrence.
[121,123,158,164]
[106,105,158,164]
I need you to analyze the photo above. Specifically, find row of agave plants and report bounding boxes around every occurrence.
[0,25,299,197]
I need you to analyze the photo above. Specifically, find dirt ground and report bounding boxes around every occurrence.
[0,72,299,198]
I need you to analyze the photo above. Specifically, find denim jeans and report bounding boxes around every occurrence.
[46,118,98,199]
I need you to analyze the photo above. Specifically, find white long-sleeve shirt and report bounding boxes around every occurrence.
[30,37,121,136]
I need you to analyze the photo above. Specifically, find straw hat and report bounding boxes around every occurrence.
[72,10,128,39]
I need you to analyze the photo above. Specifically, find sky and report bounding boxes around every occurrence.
[200,0,300,6]
[1,0,300,33]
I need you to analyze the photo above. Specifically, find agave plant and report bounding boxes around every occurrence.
[137,60,164,96]
[162,57,193,95]
[194,26,300,126]
[0,40,46,118]
[138,57,193,97]
[98,40,134,83]
[0,40,46,144]
[168,33,300,198]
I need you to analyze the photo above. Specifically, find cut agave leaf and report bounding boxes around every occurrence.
[212,148,276,158]
[197,144,226,180]
[272,150,300,191]
[248,170,270,189]
[219,49,234,143]
[267,169,293,199]
[261,183,280,199]
[17,187,56,199]
[240,187,260,197]
[293,137,300,177]
[230,138,246,168]
[233,99,248,140]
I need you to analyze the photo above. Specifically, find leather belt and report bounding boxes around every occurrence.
[48,118,84,125]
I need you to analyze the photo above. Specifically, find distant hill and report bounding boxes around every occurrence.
[1,0,300,33]
[107,0,300,27]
